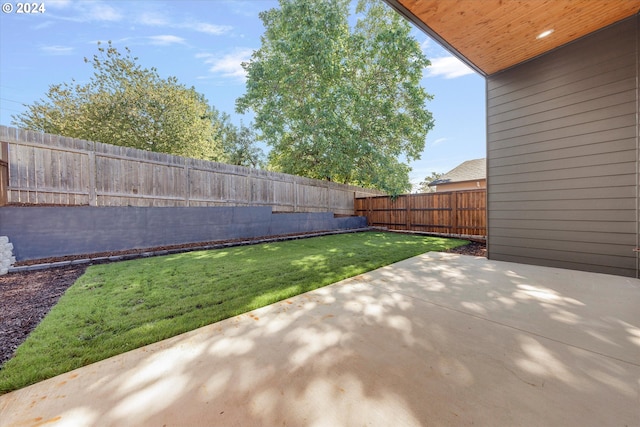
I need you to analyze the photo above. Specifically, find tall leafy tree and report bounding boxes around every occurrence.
[417,171,444,193]
[215,113,266,168]
[237,0,434,194]
[13,41,225,161]
[223,123,265,169]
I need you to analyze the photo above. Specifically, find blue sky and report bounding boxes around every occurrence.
[0,0,486,189]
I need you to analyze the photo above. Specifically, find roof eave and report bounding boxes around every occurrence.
[431,178,486,186]
[383,0,487,77]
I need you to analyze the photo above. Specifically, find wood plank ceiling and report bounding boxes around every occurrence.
[386,0,640,75]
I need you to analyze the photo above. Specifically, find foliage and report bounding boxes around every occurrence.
[236,0,434,194]
[417,171,445,193]
[215,113,266,168]
[0,232,467,393]
[13,41,226,161]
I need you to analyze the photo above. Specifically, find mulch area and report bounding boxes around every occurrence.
[0,238,486,368]
[447,241,486,257]
[0,265,87,367]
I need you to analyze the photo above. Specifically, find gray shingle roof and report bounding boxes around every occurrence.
[429,158,486,186]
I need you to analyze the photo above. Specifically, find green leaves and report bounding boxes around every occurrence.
[13,41,226,162]
[417,171,445,193]
[238,0,434,194]
[218,117,266,168]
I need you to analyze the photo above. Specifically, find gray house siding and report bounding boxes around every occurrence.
[487,14,639,277]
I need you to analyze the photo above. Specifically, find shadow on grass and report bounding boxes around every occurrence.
[0,231,467,394]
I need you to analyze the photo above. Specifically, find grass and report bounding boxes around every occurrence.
[0,231,467,394]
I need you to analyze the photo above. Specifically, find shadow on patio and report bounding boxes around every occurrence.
[1,253,639,426]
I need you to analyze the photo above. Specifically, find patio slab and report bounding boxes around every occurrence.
[1,253,639,426]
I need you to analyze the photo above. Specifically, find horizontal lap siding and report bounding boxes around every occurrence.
[487,15,639,277]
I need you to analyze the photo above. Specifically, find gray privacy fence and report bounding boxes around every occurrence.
[0,126,383,214]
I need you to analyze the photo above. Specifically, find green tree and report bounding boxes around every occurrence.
[211,109,265,168]
[221,122,266,169]
[417,171,444,193]
[237,0,434,194]
[13,41,225,161]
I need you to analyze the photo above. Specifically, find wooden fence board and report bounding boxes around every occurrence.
[355,190,487,237]
[1,125,382,212]
[0,141,7,206]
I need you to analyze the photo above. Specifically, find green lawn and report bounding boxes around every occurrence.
[0,231,467,394]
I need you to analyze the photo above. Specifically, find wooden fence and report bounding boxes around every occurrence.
[355,190,486,236]
[0,141,7,206]
[0,126,383,213]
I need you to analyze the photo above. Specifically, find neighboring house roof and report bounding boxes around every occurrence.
[429,158,486,187]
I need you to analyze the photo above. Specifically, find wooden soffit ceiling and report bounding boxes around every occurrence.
[386,0,640,75]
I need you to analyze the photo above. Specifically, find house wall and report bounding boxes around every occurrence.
[486,14,639,277]
[434,180,486,193]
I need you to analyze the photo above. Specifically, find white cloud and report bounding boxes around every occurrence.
[147,35,187,46]
[426,56,474,79]
[221,0,268,17]
[420,38,431,53]
[86,3,121,21]
[92,35,186,48]
[137,11,169,26]
[133,11,232,36]
[431,137,447,146]
[44,0,72,8]
[418,35,475,79]
[46,1,123,22]
[32,21,54,30]
[189,22,233,35]
[50,1,250,27]
[197,48,253,81]
[41,45,75,55]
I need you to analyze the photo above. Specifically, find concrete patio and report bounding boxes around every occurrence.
[1,252,639,426]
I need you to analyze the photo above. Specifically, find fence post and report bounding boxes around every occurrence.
[326,182,330,212]
[406,194,412,230]
[450,192,458,235]
[184,162,190,207]
[0,141,8,206]
[88,151,97,206]
[352,191,356,216]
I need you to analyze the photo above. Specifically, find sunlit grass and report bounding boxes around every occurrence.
[0,231,467,393]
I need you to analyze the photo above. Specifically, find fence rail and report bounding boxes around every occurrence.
[0,126,383,214]
[355,190,486,236]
